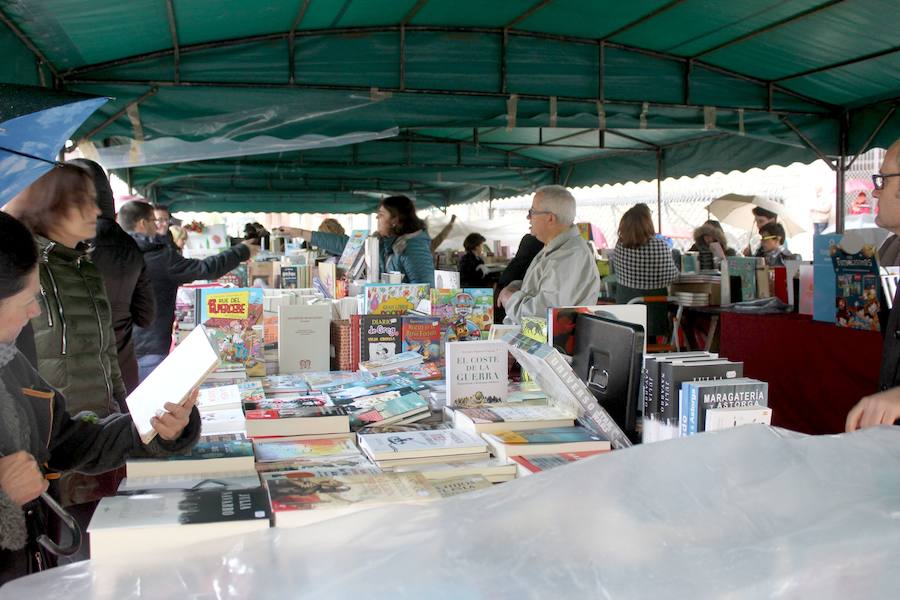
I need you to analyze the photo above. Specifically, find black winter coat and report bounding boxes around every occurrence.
[92,218,156,394]
[131,234,250,357]
[0,351,201,585]
[498,234,544,288]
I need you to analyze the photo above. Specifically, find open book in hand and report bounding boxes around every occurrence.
[125,325,220,444]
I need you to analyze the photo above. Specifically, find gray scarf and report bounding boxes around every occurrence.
[0,341,29,550]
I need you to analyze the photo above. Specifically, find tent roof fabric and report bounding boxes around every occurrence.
[1,1,898,213]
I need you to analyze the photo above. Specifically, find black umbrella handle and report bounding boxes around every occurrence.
[37,491,82,557]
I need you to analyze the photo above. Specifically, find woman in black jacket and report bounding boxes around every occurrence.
[0,211,200,585]
[70,159,156,396]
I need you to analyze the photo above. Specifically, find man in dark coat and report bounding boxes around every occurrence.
[118,201,258,381]
[846,138,900,431]
[70,159,156,396]
[498,233,544,289]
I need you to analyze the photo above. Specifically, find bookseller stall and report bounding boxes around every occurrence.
[5,426,898,599]
[719,312,883,436]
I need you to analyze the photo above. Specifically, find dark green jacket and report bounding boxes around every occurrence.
[31,236,125,417]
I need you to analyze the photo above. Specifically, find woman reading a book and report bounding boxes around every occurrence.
[0,211,201,585]
[274,195,435,285]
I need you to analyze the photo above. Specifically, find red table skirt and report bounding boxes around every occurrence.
[718,312,883,435]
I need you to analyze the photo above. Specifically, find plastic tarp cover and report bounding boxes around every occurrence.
[4,425,898,599]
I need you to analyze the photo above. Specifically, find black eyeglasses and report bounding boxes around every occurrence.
[527,208,554,219]
[872,173,900,190]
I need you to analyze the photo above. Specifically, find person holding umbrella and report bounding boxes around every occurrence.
[742,206,779,257]
[0,210,200,584]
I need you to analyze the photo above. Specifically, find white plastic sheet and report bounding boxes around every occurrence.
[4,425,899,599]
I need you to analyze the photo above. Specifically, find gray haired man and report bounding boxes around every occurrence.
[498,185,601,324]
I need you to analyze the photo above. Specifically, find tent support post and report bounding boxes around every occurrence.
[836,111,849,234]
[656,148,663,233]
[288,1,311,84]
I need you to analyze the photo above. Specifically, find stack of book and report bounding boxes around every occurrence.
[674,291,710,306]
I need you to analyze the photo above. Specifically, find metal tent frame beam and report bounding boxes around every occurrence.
[0,7,60,83]
[58,25,836,114]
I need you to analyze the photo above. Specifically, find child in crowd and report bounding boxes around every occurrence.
[758,222,797,266]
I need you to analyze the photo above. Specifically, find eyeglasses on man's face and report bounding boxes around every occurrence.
[872,173,900,190]
[527,208,554,219]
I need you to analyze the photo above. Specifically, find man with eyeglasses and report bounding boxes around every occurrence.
[846,140,900,431]
[497,185,600,324]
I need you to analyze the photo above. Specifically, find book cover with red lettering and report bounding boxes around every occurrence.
[199,287,266,376]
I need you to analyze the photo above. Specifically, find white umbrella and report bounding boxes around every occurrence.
[705,194,806,237]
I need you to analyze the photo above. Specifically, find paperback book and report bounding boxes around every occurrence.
[482,426,611,461]
[126,433,255,479]
[265,472,438,528]
[277,303,331,373]
[358,429,487,461]
[244,405,350,438]
[89,487,271,562]
[253,436,361,463]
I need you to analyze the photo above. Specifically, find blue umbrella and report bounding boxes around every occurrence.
[0,83,107,206]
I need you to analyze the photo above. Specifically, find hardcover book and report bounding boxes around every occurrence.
[277,303,331,373]
[430,288,494,341]
[364,283,430,315]
[360,315,402,362]
[401,315,442,362]
[199,287,266,377]
[445,340,507,407]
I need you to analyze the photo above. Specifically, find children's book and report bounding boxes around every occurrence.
[832,243,883,331]
[199,287,266,377]
[360,315,402,362]
[364,283,430,315]
[430,288,494,341]
[401,315,442,361]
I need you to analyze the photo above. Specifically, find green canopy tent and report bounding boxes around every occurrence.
[1,0,898,227]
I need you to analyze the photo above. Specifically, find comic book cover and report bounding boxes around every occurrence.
[832,244,883,331]
[199,287,266,376]
[360,315,402,362]
[430,288,494,342]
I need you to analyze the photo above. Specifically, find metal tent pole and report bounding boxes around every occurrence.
[656,148,663,233]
